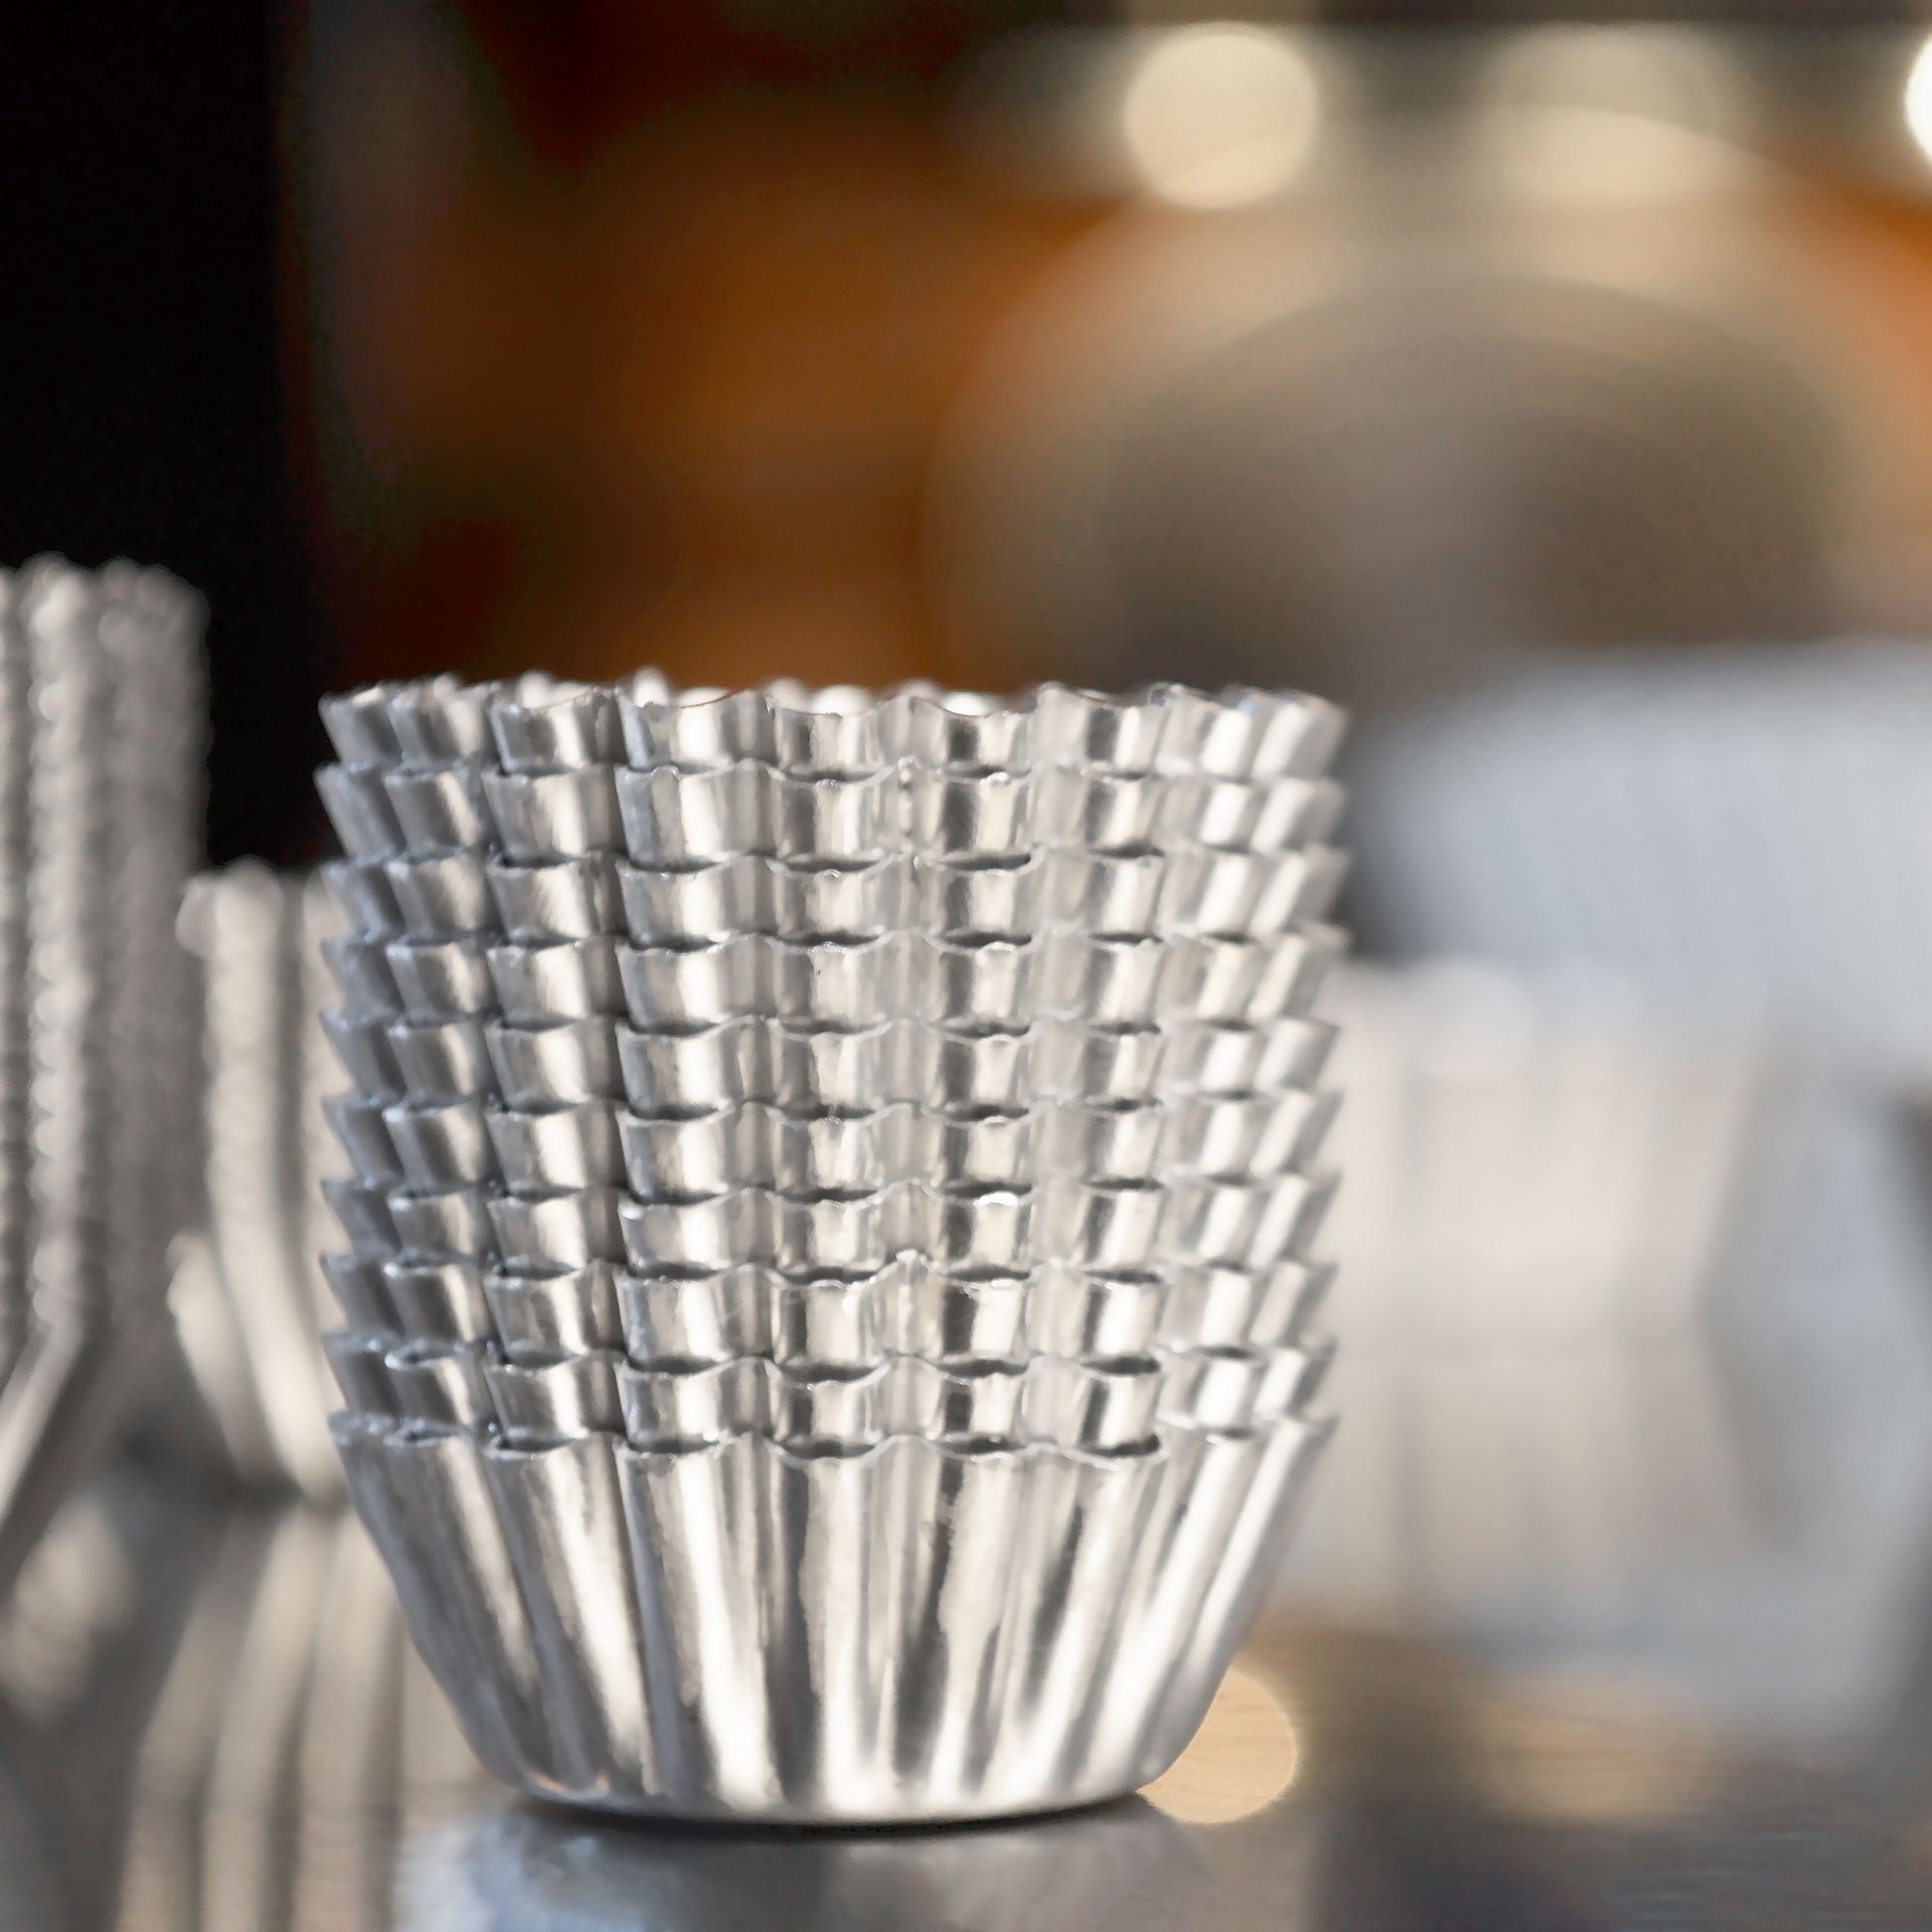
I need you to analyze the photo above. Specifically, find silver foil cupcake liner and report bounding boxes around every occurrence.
[319,856,404,937]
[334,1406,1328,1821]
[383,936,497,1019]
[604,1013,1332,1116]
[338,1334,1329,1451]
[385,762,492,854]
[322,1132,1334,1350]
[487,1017,621,1106]
[324,672,1341,778]
[330,1248,1332,1367]
[609,760,1339,871]
[602,925,1338,1030]
[320,682,1345,897]
[336,1091,1336,1200]
[332,963,1337,1115]
[607,1172,1334,1279]
[488,853,622,941]
[339,915,1337,1032]
[329,859,1344,984]
[384,852,496,939]
[614,1261,1118,1367]
[387,1017,495,1105]
[608,679,1340,779]
[350,830,1344,950]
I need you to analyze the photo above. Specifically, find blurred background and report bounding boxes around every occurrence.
[25,4,1932,863]
[27,0,1932,1860]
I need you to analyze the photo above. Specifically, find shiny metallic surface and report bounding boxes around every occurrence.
[487,852,621,940]
[485,1018,621,1106]
[317,673,1343,1822]
[484,1261,623,1357]
[486,938,624,1021]
[333,1411,1325,1819]
[385,854,496,941]
[319,856,405,938]
[382,1257,492,1343]
[387,1018,494,1105]
[384,937,495,1021]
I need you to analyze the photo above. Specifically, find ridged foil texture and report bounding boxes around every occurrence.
[335,1409,1328,1821]
[318,672,1344,1820]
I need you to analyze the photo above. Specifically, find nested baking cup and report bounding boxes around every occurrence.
[318,682,1345,925]
[327,1246,1333,1364]
[345,942,1340,1097]
[335,923,1338,1039]
[386,762,492,853]
[0,561,206,1587]
[598,925,1339,1032]
[614,1261,1129,1366]
[333,1406,1327,1820]
[335,1331,1329,1450]
[610,761,1339,870]
[331,845,1342,957]
[601,1014,1331,1116]
[323,676,1341,768]
[606,1171,1334,1280]
[608,678,1341,778]
[321,857,405,937]
[339,1089,1336,1200]
[326,1245,1333,1369]
[488,854,621,941]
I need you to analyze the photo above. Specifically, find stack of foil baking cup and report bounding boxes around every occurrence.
[317,674,1344,1821]
[170,865,347,1501]
[0,560,204,1592]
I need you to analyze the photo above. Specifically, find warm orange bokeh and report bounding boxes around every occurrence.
[307,16,1932,697]
[325,66,1102,696]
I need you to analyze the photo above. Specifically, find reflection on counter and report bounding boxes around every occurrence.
[0,1480,482,1932]
[113,1503,479,1932]
[400,1787,1214,1932]
[0,1474,1929,1927]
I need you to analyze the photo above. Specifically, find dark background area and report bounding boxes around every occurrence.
[0,7,308,866]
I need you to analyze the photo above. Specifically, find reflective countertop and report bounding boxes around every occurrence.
[4,1467,1932,1931]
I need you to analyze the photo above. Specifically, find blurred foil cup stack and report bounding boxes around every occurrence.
[169,865,347,1501]
[1346,644,1932,1073]
[0,560,204,1592]
[118,1501,482,1928]
[316,672,1345,1822]
[1283,962,1772,1647]
[0,1483,483,1932]
[1344,649,1932,1738]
